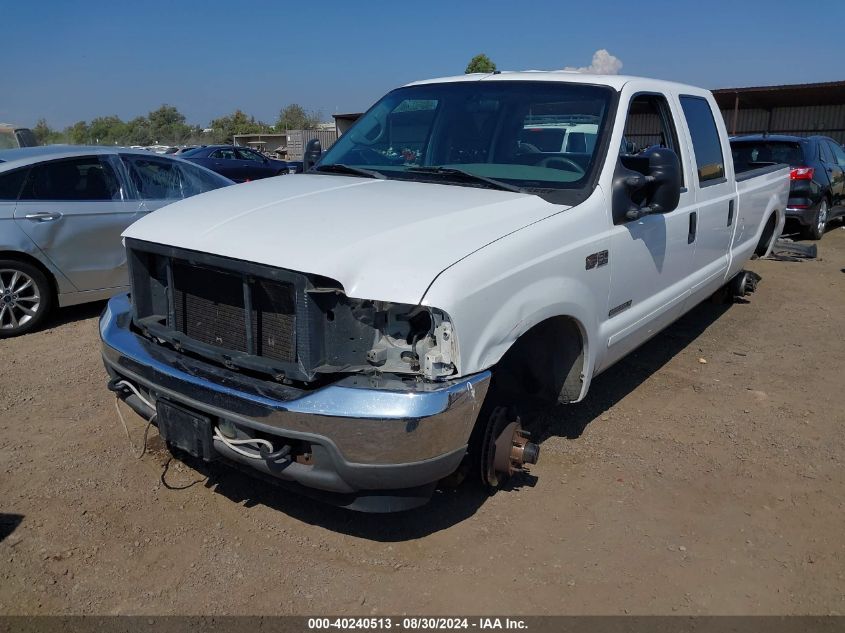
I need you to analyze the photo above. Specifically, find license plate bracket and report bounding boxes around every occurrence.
[156,399,216,461]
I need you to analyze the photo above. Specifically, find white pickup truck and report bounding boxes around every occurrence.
[100,72,788,511]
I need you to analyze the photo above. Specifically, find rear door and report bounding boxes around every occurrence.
[208,148,240,180]
[823,140,845,208]
[13,155,140,291]
[677,94,735,300]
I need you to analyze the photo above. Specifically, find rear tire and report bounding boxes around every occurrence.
[0,259,53,338]
[802,199,828,241]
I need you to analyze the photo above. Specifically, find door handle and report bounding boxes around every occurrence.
[24,212,62,222]
[727,200,735,227]
[688,211,697,244]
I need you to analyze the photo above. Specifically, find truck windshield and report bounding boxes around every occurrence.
[318,81,614,200]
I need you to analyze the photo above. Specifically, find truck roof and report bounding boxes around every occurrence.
[405,71,705,95]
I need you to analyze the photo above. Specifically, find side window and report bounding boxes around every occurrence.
[123,156,183,200]
[679,95,726,184]
[818,141,832,163]
[236,148,264,162]
[0,168,29,200]
[210,149,236,160]
[178,162,231,196]
[828,141,845,169]
[621,94,684,184]
[19,157,121,201]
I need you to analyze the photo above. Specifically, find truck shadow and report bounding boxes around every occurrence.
[535,299,732,442]
[174,454,490,541]
[169,298,736,540]
[0,513,24,543]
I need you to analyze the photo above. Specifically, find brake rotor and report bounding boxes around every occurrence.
[480,406,540,489]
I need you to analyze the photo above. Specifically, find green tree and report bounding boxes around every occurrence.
[147,105,192,144]
[276,104,322,130]
[32,118,64,145]
[66,121,91,145]
[88,115,126,145]
[465,53,496,74]
[124,116,153,146]
[209,110,268,144]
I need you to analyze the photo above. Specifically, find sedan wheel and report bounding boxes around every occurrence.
[0,261,52,337]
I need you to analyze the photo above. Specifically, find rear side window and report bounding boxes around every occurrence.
[819,141,834,163]
[19,157,122,201]
[210,149,237,160]
[828,141,845,169]
[123,156,183,199]
[178,161,232,196]
[123,155,230,199]
[679,96,725,184]
[0,168,29,200]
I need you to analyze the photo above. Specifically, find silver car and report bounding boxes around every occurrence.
[0,146,233,337]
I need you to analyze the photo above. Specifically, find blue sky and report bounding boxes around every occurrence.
[4,0,844,128]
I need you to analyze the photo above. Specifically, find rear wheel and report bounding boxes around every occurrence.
[0,260,53,338]
[803,199,828,240]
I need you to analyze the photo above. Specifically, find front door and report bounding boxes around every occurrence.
[602,90,697,369]
[13,155,140,291]
[235,147,272,180]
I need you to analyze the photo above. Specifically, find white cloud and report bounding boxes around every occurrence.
[563,49,623,75]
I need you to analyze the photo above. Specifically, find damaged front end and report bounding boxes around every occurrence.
[125,238,459,387]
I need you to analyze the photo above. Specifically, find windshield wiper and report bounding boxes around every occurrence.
[405,166,526,193]
[312,163,385,179]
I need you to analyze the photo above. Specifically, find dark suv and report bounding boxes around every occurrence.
[730,135,845,240]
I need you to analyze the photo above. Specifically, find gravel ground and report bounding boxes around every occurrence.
[1,228,843,615]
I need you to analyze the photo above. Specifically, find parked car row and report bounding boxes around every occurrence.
[179,145,293,182]
[730,134,845,240]
[0,146,232,336]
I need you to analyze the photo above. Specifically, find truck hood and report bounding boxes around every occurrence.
[123,174,563,305]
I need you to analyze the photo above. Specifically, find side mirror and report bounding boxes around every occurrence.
[303,138,322,172]
[611,147,681,224]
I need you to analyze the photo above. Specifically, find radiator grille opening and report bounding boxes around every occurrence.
[170,261,296,363]
[253,278,296,362]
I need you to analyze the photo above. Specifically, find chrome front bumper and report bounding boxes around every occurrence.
[100,293,490,503]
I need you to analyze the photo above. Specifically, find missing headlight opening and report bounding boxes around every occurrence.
[362,303,457,380]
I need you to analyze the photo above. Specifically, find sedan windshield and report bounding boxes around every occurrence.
[317,81,614,202]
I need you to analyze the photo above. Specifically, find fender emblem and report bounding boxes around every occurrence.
[586,250,609,270]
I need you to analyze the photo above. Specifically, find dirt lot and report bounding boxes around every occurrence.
[1,229,843,616]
